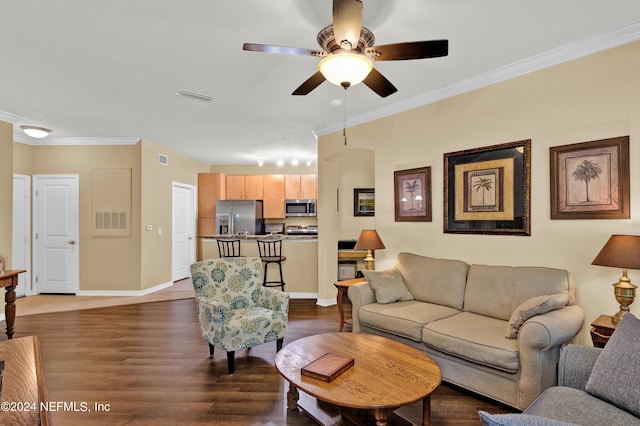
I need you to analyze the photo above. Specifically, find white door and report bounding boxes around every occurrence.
[172,182,196,281]
[12,174,31,297]
[33,175,80,294]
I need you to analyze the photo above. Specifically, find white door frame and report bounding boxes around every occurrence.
[12,174,31,297]
[171,182,197,281]
[32,174,80,294]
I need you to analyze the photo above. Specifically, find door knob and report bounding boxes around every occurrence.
[67,240,76,245]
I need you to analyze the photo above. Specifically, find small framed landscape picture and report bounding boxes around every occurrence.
[354,188,375,216]
[394,167,432,222]
[443,140,531,235]
[549,136,630,220]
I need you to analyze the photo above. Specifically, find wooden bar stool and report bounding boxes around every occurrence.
[256,239,286,291]
[217,239,242,258]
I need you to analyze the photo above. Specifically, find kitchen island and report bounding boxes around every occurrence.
[197,235,318,297]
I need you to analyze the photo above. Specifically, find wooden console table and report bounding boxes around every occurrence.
[0,335,51,425]
[0,270,26,339]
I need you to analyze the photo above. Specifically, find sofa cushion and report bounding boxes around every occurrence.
[423,312,519,372]
[585,313,640,418]
[363,267,414,304]
[525,386,640,426]
[394,252,469,310]
[478,411,579,426]
[464,265,573,320]
[505,293,570,338]
[359,301,460,342]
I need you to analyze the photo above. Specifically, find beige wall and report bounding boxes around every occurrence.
[10,139,209,292]
[318,40,640,345]
[140,140,210,289]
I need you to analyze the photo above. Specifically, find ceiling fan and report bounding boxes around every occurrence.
[243,0,448,98]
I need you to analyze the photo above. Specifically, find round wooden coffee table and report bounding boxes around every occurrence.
[275,333,441,426]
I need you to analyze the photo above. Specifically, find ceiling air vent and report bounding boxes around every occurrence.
[176,89,214,102]
[158,153,169,166]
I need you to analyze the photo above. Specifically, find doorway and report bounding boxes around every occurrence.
[33,175,80,294]
[172,182,196,281]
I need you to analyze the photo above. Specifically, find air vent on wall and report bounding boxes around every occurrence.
[95,212,128,230]
[176,89,214,102]
[158,153,169,166]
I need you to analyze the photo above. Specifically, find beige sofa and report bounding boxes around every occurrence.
[347,252,585,410]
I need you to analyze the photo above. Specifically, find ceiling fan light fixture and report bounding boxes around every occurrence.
[318,53,372,88]
[21,125,52,138]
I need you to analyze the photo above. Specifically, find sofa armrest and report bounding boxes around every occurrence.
[347,281,375,333]
[557,344,602,390]
[518,304,585,350]
[516,304,585,408]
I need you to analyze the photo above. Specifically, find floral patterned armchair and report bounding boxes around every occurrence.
[190,256,289,374]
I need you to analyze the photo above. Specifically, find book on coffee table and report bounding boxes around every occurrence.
[301,352,355,382]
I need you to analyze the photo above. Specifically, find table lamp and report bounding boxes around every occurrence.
[354,230,385,270]
[591,234,640,323]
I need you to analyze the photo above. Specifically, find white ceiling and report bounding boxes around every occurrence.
[2,1,640,165]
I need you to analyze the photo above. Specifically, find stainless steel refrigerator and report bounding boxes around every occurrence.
[215,200,264,235]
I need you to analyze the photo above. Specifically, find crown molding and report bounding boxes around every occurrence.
[0,110,23,124]
[314,20,640,137]
[13,135,141,146]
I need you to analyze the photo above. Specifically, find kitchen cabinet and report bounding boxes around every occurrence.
[198,173,226,236]
[263,174,285,218]
[285,174,317,199]
[226,175,264,200]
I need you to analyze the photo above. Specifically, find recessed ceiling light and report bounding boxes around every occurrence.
[291,159,299,166]
[21,125,52,138]
[276,159,284,167]
[257,159,264,167]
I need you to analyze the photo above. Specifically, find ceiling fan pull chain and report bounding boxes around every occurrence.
[343,86,348,145]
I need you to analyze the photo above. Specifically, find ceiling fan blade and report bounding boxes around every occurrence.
[292,71,326,96]
[243,43,324,57]
[369,40,449,61]
[362,68,397,98]
[332,0,363,51]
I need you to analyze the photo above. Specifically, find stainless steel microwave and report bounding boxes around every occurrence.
[285,199,316,217]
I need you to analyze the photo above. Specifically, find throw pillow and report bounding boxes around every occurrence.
[585,313,640,417]
[363,267,414,304]
[478,411,579,426]
[505,293,570,339]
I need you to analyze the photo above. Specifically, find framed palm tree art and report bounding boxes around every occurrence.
[550,136,629,219]
[394,167,432,222]
[444,140,531,235]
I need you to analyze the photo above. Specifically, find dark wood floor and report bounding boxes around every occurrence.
[10,298,515,425]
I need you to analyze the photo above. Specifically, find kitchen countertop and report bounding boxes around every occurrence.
[198,234,317,240]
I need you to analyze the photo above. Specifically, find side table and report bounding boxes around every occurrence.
[333,278,366,332]
[0,269,26,339]
[590,314,617,348]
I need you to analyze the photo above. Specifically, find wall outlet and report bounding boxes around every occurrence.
[158,227,162,235]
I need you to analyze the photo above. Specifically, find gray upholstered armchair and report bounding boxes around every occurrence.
[190,256,289,374]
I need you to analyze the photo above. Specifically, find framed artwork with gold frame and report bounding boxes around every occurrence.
[444,140,531,235]
[394,166,432,222]
[550,136,629,220]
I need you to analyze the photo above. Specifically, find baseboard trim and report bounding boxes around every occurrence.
[77,281,173,297]
[316,298,336,307]
[288,292,318,300]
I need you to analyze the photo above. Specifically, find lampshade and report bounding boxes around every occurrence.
[21,125,52,138]
[318,53,373,88]
[354,229,385,251]
[592,235,640,269]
